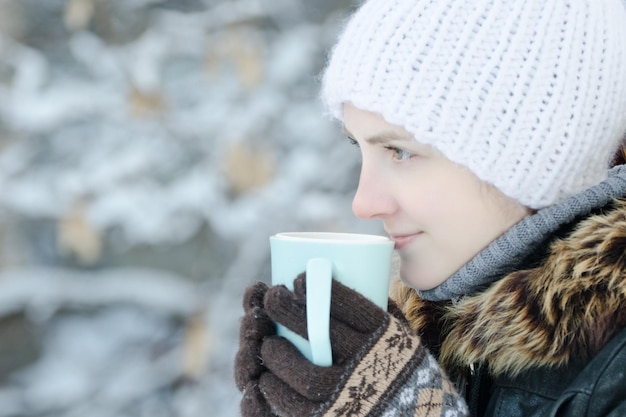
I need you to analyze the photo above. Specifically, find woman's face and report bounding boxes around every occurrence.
[343,103,531,290]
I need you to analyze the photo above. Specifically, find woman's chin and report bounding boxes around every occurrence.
[399,266,436,291]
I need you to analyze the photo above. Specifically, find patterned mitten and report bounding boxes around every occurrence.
[236,275,468,417]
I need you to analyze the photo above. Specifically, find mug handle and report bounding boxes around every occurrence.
[305,258,333,367]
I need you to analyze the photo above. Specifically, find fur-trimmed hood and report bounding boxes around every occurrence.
[393,199,626,378]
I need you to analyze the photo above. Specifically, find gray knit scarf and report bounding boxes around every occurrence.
[418,165,626,301]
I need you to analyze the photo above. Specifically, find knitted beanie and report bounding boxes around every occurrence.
[321,0,626,209]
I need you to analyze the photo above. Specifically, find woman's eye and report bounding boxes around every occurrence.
[386,146,414,161]
[347,137,360,147]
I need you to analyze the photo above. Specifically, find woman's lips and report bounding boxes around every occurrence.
[390,233,422,250]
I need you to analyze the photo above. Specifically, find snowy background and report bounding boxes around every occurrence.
[0,0,383,416]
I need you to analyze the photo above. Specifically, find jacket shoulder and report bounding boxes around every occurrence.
[484,327,626,417]
[554,326,626,416]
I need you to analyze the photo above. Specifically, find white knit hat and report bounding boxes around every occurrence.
[321,0,626,209]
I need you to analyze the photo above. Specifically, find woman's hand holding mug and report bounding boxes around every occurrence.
[235,232,467,416]
[235,274,468,417]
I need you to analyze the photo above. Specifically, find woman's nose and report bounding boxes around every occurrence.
[351,168,396,220]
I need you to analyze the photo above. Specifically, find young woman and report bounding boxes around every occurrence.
[235,0,626,416]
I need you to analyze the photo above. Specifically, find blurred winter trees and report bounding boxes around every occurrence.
[0,0,378,416]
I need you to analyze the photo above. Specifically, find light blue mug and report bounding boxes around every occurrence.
[269,232,394,366]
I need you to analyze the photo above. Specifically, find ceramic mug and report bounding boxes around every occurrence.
[269,232,394,366]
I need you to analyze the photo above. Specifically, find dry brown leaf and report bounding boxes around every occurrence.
[57,199,103,265]
[204,27,265,89]
[182,310,211,379]
[223,141,275,196]
[64,0,95,31]
[128,85,165,118]
[204,43,221,79]
[231,35,264,90]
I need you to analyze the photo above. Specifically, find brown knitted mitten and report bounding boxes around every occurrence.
[235,275,468,417]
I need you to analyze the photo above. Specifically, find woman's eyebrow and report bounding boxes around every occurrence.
[342,127,413,145]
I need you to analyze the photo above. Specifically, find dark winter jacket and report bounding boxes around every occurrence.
[393,194,626,416]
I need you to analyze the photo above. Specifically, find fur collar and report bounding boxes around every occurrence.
[392,199,626,377]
